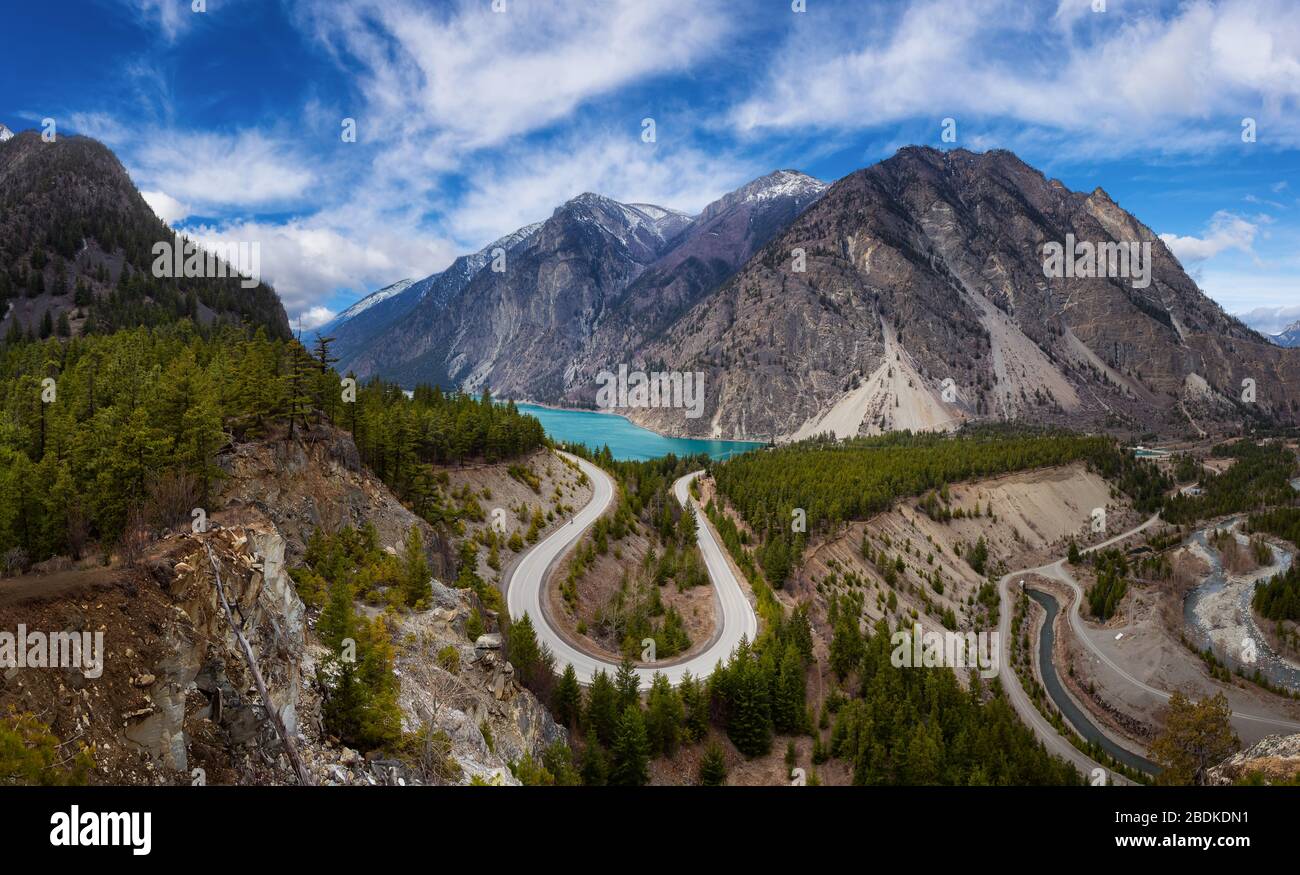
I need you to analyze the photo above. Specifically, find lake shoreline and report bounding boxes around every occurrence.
[504,396,766,444]
[510,400,763,462]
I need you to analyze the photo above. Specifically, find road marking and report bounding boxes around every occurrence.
[503,452,757,689]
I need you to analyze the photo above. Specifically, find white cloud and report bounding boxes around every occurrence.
[1201,267,1300,314]
[141,190,190,224]
[1235,303,1300,334]
[67,111,131,144]
[112,0,251,42]
[115,0,192,42]
[133,130,314,211]
[182,216,457,321]
[446,131,755,247]
[296,306,337,331]
[732,0,1300,155]
[122,0,738,319]
[300,0,731,152]
[1160,211,1260,263]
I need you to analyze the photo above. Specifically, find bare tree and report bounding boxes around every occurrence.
[2,547,29,577]
[119,505,151,568]
[146,469,199,531]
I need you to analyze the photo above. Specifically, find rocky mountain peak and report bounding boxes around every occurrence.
[696,169,825,225]
[625,145,1299,440]
[0,124,13,142]
[550,192,688,261]
[741,169,826,201]
[1273,319,1300,348]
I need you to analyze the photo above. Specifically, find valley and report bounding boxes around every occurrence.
[4,106,1300,798]
[10,0,1300,859]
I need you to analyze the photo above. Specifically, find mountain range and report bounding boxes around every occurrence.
[326,148,1299,440]
[1271,320,1300,348]
[328,170,826,399]
[3,127,1294,441]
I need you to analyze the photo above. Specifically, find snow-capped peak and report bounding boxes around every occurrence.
[489,221,544,255]
[0,124,14,143]
[1272,319,1300,348]
[627,203,688,221]
[740,169,827,204]
[334,278,416,322]
[561,193,693,251]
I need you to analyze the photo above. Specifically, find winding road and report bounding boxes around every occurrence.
[998,513,1300,781]
[504,452,758,689]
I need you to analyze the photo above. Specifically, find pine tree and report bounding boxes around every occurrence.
[698,742,727,786]
[585,669,619,745]
[609,704,650,786]
[319,577,365,743]
[727,645,773,757]
[176,370,225,506]
[645,672,684,757]
[283,340,315,438]
[774,639,807,733]
[507,613,542,687]
[318,575,402,751]
[553,664,582,728]
[678,671,710,743]
[579,728,607,786]
[615,656,640,713]
[400,525,431,608]
[311,334,340,422]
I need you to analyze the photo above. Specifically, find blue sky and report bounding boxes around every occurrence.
[2,0,1297,332]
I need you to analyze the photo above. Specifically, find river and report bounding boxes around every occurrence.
[515,403,764,462]
[1182,516,1300,691]
[1026,588,1160,775]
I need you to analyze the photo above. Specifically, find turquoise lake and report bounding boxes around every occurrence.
[515,403,763,461]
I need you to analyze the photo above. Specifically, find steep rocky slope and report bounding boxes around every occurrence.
[331,222,543,380]
[336,172,826,403]
[335,147,1295,441]
[557,170,826,408]
[0,131,289,339]
[216,424,453,575]
[632,147,1299,439]
[350,195,692,397]
[0,432,564,785]
[1208,733,1300,785]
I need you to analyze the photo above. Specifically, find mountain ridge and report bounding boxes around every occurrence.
[334,171,828,399]
[1272,320,1300,348]
[326,147,1298,440]
[623,146,1297,439]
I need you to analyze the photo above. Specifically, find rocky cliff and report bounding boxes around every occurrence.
[1208,733,1300,785]
[0,434,564,786]
[631,147,1299,439]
